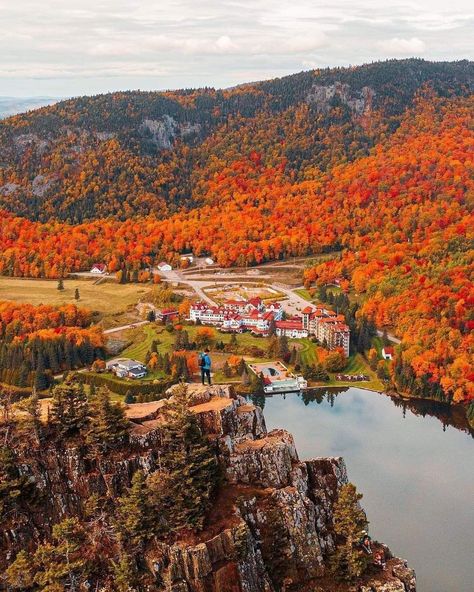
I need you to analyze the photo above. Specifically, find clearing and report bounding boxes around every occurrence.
[0,277,148,327]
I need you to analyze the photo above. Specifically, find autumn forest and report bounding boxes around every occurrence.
[0,59,472,404]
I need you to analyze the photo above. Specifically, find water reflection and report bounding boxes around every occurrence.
[255,388,474,592]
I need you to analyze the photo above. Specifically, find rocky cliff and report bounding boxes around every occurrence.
[0,385,416,591]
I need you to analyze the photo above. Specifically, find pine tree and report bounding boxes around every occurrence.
[237,358,246,375]
[50,380,89,435]
[115,470,152,548]
[278,335,290,358]
[33,517,88,591]
[267,335,279,357]
[147,309,156,322]
[111,552,138,592]
[289,346,297,365]
[223,361,232,378]
[330,483,369,582]
[5,550,35,589]
[34,351,49,392]
[87,387,129,450]
[74,288,80,301]
[250,371,265,395]
[57,279,64,291]
[157,384,219,531]
[230,332,238,347]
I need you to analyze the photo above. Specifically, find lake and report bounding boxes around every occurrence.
[254,387,474,592]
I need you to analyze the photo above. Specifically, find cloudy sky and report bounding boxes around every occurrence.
[1,0,473,97]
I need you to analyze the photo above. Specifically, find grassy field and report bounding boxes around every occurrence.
[122,323,271,363]
[0,277,148,324]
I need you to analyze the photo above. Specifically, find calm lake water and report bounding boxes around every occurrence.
[254,388,474,592]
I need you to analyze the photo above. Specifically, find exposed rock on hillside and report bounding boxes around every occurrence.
[0,384,416,591]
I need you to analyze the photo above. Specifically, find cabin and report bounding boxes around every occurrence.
[90,263,107,274]
[382,346,394,360]
[108,358,147,379]
[157,262,172,272]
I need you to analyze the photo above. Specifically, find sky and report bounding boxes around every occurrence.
[1,0,473,97]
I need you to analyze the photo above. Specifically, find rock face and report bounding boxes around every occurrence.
[140,115,202,150]
[306,82,375,117]
[0,384,416,591]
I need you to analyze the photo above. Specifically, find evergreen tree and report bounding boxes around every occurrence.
[278,335,290,358]
[237,358,247,375]
[5,550,34,589]
[155,384,219,531]
[57,279,64,291]
[267,335,279,357]
[330,483,369,582]
[250,371,265,395]
[50,380,89,435]
[230,332,238,347]
[74,288,80,301]
[111,552,138,592]
[115,470,152,548]
[33,518,88,591]
[87,387,129,450]
[147,309,156,322]
[222,360,232,378]
[34,352,49,392]
[289,346,297,365]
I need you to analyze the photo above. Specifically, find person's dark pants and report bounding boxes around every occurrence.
[201,368,211,385]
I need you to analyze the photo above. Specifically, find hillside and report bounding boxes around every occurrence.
[0,59,472,222]
[0,59,472,404]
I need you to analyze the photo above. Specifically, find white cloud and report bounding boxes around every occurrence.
[0,0,471,96]
[378,37,427,54]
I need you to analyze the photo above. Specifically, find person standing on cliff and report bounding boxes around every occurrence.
[199,348,212,385]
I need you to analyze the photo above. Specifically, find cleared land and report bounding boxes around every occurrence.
[0,277,148,326]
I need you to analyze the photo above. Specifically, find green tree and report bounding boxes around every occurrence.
[278,335,290,358]
[330,483,369,582]
[250,371,265,395]
[34,518,88,591]
[115,470,151,548]
[111,552,138,592]
[57,279,64,291]
[5,550,35,590]
[155,384,219,531]
[87,387,129,451]
[74,288,80,301]
[223,361,232,378]
[50,380,89,435]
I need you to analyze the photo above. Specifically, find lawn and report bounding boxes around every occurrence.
[294,288,314,301]
[0,277,148,320]
[290,338,318,365]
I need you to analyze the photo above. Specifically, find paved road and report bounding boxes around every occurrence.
[103,320,149,334]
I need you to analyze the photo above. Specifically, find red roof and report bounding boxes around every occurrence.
[91,263,106,271]
[383,346,395,355]
[276,320,304,330]
[302,306,313,314]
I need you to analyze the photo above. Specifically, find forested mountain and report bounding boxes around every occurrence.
[0,59,472,222]
[0,59,473,404]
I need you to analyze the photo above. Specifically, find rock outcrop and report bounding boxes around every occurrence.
[0,384,416,591]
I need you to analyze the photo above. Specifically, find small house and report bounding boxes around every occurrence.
[108,359,147,379]
[90,263,107,274]
[382,346,394,360]
[157,262,172,272]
